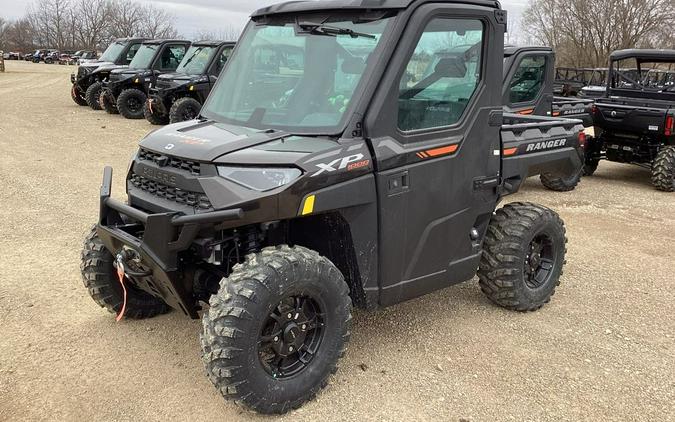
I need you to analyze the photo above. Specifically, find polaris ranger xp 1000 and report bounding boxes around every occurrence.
[81,0,585,414]
[145,41,235,125]
[99,39,190,118]
[70,38,146,108]
[588,49,675,191]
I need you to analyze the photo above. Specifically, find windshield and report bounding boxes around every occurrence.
[129,44,158,69]
[201,15,393,133]
[176,46,216,74]
[100,42,125,62]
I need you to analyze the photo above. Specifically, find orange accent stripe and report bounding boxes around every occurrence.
[518,109,534,115]
[425,144,459,157]
[503,147,518,156]
[552,111,561,116]
[416,152,424,158]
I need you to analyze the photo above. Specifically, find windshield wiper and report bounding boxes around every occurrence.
[181,47,204,68]
[297,22,376,39]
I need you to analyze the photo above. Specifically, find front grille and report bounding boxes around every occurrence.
[77,66,91,78]
[137,148,201,175]
[155,79,173,89]
[130,173,212,210]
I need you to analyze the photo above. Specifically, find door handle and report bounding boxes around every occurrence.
[387,171,409,195]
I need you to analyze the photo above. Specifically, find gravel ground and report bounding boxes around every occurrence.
[0,61,673,422]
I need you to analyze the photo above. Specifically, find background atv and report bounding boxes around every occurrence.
[144,41,235,125]
[588,49,675,191]
[99,39,190,119]
[70,38,146,108]
[81,0,585,415]
[502,46,592,191]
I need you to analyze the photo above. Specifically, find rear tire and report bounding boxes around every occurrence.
[540,167,582,192]
[169,97,202,124]
[478,202,567,312]
[100,90,118,114]
[651,146,675,192]
[71,85,88,106]
[583,159,599,176]
[80,226,169,319]
[85,82,103,110]
[117,88,147,119]
[144,101,169,125]
[200,245,352,414]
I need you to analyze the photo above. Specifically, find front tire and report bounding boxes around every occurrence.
[99,89,118,114]
[201,245,352,414]
[85,81,103,110]
[117,88,147,119]
[143,100,169,125]
[651,146,675,192]
[169,97,202,124]
[71,85,88,106]
[80,227,169,319]
[478,202,567,312]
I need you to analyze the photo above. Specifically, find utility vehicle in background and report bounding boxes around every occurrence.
[81,0,585,414]
[70,38,146,107]
[99,39,190,118]
[588,49,675,191]
[144,41,235,125]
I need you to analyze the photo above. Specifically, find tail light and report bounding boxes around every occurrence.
[666,115,674,136]
[578,131,587,148]
[591,104,598,115]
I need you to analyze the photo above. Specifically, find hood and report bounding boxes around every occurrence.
[81,60,113,69]
[139,120,338,163]
[90,63,127,75]
[155,73,206,89]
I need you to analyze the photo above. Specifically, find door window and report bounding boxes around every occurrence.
[398,18,484,132]
[159,45,187,70]
[508,55,546,103]
[213,47,233,75]
[125,43,141,64]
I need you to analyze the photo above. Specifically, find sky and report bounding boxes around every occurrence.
[0,0,530,39]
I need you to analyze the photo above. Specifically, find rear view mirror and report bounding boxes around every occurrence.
[435,57,467,78]
[342,57,366,75]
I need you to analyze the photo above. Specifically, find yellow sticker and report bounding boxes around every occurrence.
[301,195,315,215]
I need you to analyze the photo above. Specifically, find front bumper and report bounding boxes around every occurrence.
[97,166,243,317]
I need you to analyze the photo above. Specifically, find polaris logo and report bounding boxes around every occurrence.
[526,139,567,152]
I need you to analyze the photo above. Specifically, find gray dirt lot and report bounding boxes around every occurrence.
[0,61,673,422]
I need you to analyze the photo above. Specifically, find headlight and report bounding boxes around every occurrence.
[217,167,301,191]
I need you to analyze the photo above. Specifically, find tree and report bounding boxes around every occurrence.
[521,0,675,67]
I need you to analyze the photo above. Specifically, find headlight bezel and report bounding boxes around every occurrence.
[217,166,302,192]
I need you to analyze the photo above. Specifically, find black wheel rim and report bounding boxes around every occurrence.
[182,106,197,121]
[128,97,142,113]
[524,233,556,289]
[258,295,325,379]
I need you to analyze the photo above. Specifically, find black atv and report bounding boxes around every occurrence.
[70,38,147,108]
[99,39,191,119]
[587,49,675,191]
[81,0,585,414]
[144,41,235,125]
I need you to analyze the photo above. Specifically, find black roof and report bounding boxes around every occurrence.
[504,45,552,57]
[610,49,675,62]
[252,0,500,17]
[192,40,237,47]
[143,39,191,45]
[114,37,147,43]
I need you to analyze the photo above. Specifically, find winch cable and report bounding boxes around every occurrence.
[114,256,128,322]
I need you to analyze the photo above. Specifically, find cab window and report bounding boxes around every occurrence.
[508,55,546,103]
[214,47,234,75]
[159,45,187,70]
[398,18,484,132]
[125,43,141,64]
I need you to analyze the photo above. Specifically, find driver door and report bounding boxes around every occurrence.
[364,5,504,306]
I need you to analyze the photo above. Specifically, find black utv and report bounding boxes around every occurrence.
[81,0,586,414]
[144,41,235,125]
[70,38,146,108]
[587,49,675,191]
[99,39,191,119]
